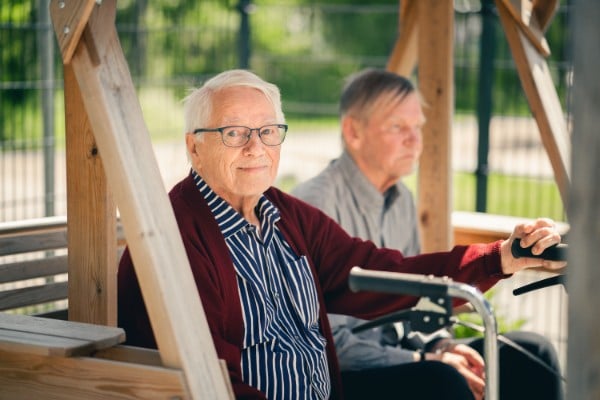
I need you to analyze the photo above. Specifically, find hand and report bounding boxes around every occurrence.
[430,342,486,400]
[500,218,566,275]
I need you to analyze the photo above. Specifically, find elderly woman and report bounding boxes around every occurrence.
[118,69,565,400]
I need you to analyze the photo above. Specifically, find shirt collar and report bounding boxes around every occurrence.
[337,150,401,212]
[192,170,281,242]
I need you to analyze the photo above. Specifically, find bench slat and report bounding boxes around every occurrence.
[0,217,125,257]
[0,255,68,284]
[0,326,96,357]
[0,230,68,256]
[0,217,126,315]
[0,282,68,311]
[0,313,125,357]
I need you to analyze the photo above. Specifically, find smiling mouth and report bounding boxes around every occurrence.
[239,165,269,171]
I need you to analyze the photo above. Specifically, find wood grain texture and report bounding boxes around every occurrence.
[0,313,124,357]
[49,0,97,64]
[0,349,189,399]
[416,0,454,252]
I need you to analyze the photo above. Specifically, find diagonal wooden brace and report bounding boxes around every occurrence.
[49,0,233,398]
[387,0,419,76]
[50,0,97,64]
[498,0,552,57]
[497,0,571,210]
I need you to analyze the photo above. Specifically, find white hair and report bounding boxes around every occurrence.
[183,69,285,136]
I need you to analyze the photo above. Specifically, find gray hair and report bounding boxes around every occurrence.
[183,69,285,135]
[340,68,416,120]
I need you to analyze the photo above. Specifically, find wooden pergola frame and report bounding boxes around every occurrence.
[387,0,570,253]
[2,0,591,398]
[48,0,232,398]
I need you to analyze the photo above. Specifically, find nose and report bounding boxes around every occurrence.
[403,127,421,144]
[246,128,263,144]
[243,128,266,153]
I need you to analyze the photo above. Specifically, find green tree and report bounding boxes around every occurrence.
[1,1,37,142]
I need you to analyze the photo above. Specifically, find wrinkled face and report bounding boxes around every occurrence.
[345,91,424,191]
[186,86,281,209]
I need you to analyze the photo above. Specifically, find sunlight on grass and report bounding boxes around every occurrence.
[402,172,565,222]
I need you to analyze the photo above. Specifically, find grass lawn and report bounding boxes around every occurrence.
[401,171,566,222]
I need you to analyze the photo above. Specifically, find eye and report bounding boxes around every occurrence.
[261,126,275,136]
[223,127,246,138]
[385,124,402,133]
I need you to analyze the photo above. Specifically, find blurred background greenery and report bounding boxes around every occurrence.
[0,0,571,222]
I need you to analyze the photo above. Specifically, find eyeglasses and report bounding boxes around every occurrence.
[193,124,288,147]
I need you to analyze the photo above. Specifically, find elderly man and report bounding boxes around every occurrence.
[292,68,564,400]
[118,69,565,400]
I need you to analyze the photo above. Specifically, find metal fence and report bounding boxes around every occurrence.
[0,0,571,223]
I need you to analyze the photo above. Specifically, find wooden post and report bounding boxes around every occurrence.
[65,64,117,326]
[416,0,454,252]
[566,2,600,398]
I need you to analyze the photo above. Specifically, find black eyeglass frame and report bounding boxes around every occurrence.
[192,124,288,147]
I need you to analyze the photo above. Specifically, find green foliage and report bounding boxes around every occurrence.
[451,172,565,222]
[0,0,571,222]
[452,289,527,338]
[1,1,38,141]
[250,2,399,118]
[115,0,239,84]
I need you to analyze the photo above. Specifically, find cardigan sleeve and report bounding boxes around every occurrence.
[272,188,506,321]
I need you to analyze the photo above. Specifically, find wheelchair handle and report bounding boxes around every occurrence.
[511,238,568,261]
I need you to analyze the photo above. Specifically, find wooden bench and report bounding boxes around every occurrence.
[0,312,195,399]
[0,218,201,399]
[0,216,125,319]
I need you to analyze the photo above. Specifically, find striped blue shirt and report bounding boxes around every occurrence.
[193,171,330,399]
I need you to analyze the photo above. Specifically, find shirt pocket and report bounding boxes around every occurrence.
[235,272,278,349]
[280,255,321,329]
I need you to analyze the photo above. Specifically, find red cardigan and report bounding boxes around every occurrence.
[118,173,505,399]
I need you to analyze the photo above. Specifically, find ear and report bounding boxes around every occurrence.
[341,115,363,151]
[185,133,201,166]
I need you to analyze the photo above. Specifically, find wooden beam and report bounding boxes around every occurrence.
[65,63,117,326]
[500,0,551,57]
[496,0,571,211]
[416,0,454,252]
[50,1,232,398]
[0,349,190,400]
[387,0,418,77]
[532,0,559,32]
[49,0,96,64]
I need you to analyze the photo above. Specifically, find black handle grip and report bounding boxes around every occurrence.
[513,275,566,296]
[511,238,568,261]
